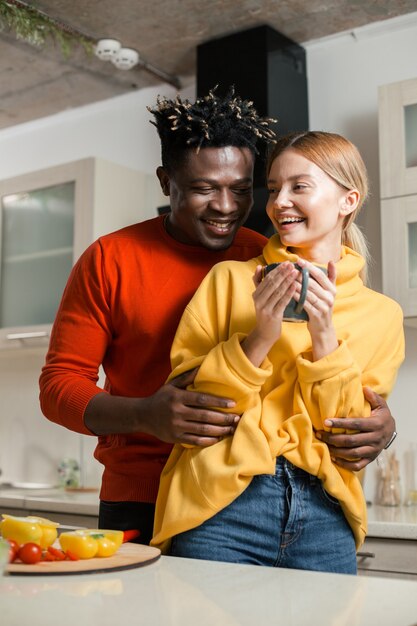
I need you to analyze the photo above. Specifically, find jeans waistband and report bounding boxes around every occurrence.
[275,456,318,483]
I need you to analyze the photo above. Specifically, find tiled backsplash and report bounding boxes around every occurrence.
[0,347,102,489]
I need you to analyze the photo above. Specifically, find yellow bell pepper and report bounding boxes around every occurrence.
[59,529,124,559]
[0,514,59,548]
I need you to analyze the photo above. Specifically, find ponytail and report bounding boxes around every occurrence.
[342,222,370,285]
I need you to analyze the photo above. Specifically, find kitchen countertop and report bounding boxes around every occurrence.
[0,486,99,516]
[1,487,417,540]
[367,504,417,540]
[2,554,417,626]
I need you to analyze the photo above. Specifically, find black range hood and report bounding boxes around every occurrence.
[197,25,309,236]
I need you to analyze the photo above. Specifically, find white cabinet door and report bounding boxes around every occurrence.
[379,77,417,199]
[381,195,417,322]
[357,537,417,580]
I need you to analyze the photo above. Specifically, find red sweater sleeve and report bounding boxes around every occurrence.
[39,240,111,435]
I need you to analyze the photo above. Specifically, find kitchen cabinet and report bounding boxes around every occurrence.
[378,77,417,326]
[0,158,165,349]
[380,195,417,323]
[379,77,417,199]
[357,536,417,580]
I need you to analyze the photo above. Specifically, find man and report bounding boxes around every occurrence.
[39,89,396,544]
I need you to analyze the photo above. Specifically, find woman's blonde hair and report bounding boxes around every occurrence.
[267,131,370,284]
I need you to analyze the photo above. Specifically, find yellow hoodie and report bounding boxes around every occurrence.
[151,237,405,552]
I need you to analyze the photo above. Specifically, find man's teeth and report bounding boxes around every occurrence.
[206,220,231,230]
[277,217,304,224]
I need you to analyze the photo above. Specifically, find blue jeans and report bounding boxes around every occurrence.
[170,457,357,574]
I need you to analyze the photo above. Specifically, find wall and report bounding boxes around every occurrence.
[0,349,101,488]
[0,84,174,180]
[0,15,416,502]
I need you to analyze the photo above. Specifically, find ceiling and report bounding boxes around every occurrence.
[1,0,416,130]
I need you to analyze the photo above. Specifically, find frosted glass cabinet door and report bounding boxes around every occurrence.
[404,103,417,170]
[0,182,75,328]
[381,195,417,319]
[409,221,417,290]
[0,156,163,348]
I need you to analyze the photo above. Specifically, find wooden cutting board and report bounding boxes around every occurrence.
[6,542,161,576]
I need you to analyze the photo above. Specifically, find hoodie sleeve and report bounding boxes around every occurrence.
[168,261,272,415]
[293,304,405,431]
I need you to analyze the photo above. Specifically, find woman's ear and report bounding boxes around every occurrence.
[156,166,170,196]
[340,189,360,216]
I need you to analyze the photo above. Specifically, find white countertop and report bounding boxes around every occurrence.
[1,488,417,540]
[2,554,417,626]
[0,487,99,516]
[367,504,417,540]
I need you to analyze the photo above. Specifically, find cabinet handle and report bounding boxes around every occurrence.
[357,551,376,559]
[6,331,49,340]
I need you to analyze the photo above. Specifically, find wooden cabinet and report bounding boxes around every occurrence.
[0,158,164,349]
[357,536,417,580]
[378,77,417,325]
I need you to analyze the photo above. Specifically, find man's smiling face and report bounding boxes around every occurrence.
[158,146,255,251]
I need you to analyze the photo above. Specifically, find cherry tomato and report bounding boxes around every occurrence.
[17,542,42,565]
[7,539,19,563]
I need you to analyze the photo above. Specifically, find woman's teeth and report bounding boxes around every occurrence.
[277,217,304,224]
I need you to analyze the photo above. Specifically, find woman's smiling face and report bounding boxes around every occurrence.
[266,148,356,264]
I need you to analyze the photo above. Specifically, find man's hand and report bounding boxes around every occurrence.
[315,387,396,471]
[143,368,240,446]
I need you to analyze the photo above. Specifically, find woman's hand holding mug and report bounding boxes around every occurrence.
[295,258,338,361]
[242,262,298,367]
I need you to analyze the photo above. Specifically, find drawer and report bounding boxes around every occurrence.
[357,537,417,576]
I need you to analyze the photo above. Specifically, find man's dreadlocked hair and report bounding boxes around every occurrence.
[147,86,276,172]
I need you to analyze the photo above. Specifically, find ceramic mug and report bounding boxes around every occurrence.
[261,262,327,322]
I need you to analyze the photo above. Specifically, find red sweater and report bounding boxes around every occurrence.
[40,215,267,503]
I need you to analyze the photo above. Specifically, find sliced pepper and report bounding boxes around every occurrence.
[64,549,80,561]
[0,515,59,548]
[47,546,66,561]
[59,529,124,559]
[122,529,140,543]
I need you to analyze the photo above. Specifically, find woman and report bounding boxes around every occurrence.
[151,131,404,574]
